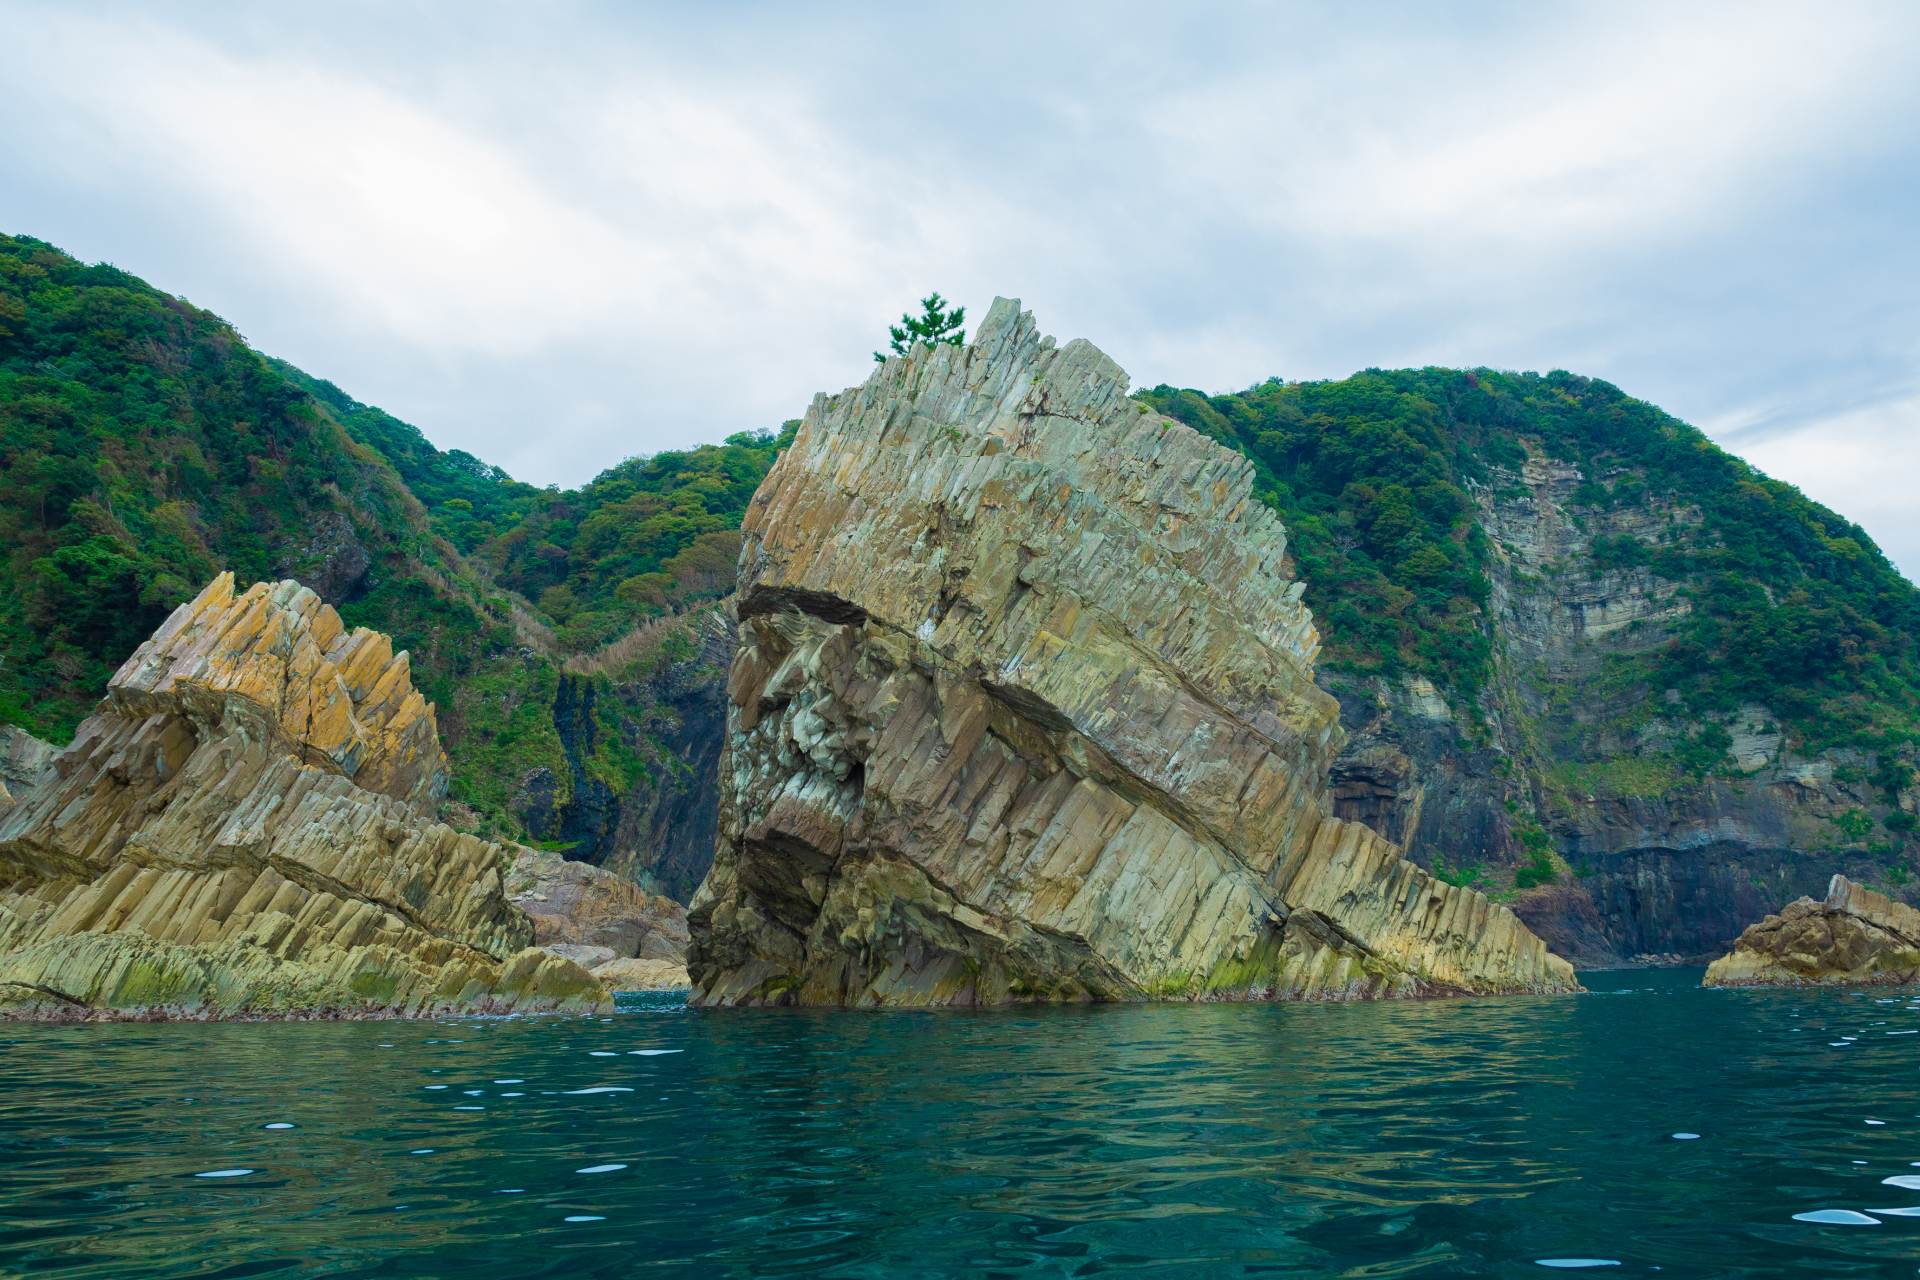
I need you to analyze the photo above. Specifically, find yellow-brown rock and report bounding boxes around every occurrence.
[687,299,1578,1006]
[1703,874,1920,988]
[0,575,607,1019]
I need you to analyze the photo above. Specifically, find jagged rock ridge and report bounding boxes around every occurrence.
[1704,874,1920,987]
[0,574,607,1018]
[688,299,1577,1006]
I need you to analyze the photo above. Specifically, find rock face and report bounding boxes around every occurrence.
[590,956,692,991]
[1703,875,1920,987]
[0,727,56,818]
[1,725,56,782]
[1321,452,1918,967]
[687,300,1577,1007]
[506,844,690,989]
[0,574,607,1019]
[513,607,734,903]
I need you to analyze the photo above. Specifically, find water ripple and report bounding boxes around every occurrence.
[2,973,1918,1275]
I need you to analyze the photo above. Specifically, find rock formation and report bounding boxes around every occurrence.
[1324,452,1920,967]
[687,300,1578,1006]
[512,606,733,903]
[1703,875,1920,987]
[507,845,690,989]
[0,574,607,1019]
[0,726,55,819]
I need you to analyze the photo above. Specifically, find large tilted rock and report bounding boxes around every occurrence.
[1704,875,1920,987]
[0,573,607,1019]
[687,299,1579,1006]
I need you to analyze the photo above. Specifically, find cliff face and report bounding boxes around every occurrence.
[687,301,1576,1007]
[1704,875,1920,987]
[1320,452,1916,966]
[512,608,732,902]
[0,573,606,1019]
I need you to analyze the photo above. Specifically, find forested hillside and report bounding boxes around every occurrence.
[1146,373,1920,958]
[4,237,1916,946]
[0,234,762,895]
[1143,372,1920,758]
[0,234,508,739]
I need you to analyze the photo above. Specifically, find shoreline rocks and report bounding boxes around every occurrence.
[687,299,1579,1007]
[507,845,690,990]
[0,574,608,1020]
[1703,874,1920,988]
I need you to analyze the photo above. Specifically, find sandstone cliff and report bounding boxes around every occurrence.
[0,574,607,1018]
[687,300,1577,1007]
[1704,874,1920,987]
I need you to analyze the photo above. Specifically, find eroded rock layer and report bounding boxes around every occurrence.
[0,574,606,1019]
[688,300,1577,1006]
[507,845,690,989]
[1704,875,1920,987]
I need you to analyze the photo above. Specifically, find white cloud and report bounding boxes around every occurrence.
[1,0,1916,586]
[1728,391,1920,580]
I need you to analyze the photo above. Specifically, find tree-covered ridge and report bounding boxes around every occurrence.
[0,232,788,867]
[478,426,792,652]
[0,232,510,741]
[271,359,546,554]
[1141,374,1498,702]
[1141,369,1920,762]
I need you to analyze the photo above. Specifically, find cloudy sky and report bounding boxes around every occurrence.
[5,1,1918,576]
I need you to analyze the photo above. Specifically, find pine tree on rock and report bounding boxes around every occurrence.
[875,291,966,362]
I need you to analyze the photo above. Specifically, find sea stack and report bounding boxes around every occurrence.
[1704,874,1920,988]
[687,299,1578,1006]
[0,573,607,1018]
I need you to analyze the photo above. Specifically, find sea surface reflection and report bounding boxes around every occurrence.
[4,968,1920,1277]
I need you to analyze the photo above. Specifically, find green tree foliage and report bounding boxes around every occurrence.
[481,426,794,651]
[0,232,802,848]
[875,291,966,362]
[1139,373,1495,700]
[273,360,545,553]
[1140,368,1920,757]
[0,234,509,741]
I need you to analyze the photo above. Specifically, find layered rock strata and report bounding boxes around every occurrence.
[687,299,1578,1006]
[0,574,607,1018]
[0,727,55,818]
[507,845,690,989]
[1704,875,1920,987]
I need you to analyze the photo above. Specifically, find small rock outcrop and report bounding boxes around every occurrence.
[0,574,607,1019]
[1704,875,1920,987]
[507,845,690,989]
[687,299,1578,1006]
[0,727,55,818]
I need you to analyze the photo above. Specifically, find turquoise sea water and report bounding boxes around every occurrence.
[4,968,1920,1277]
